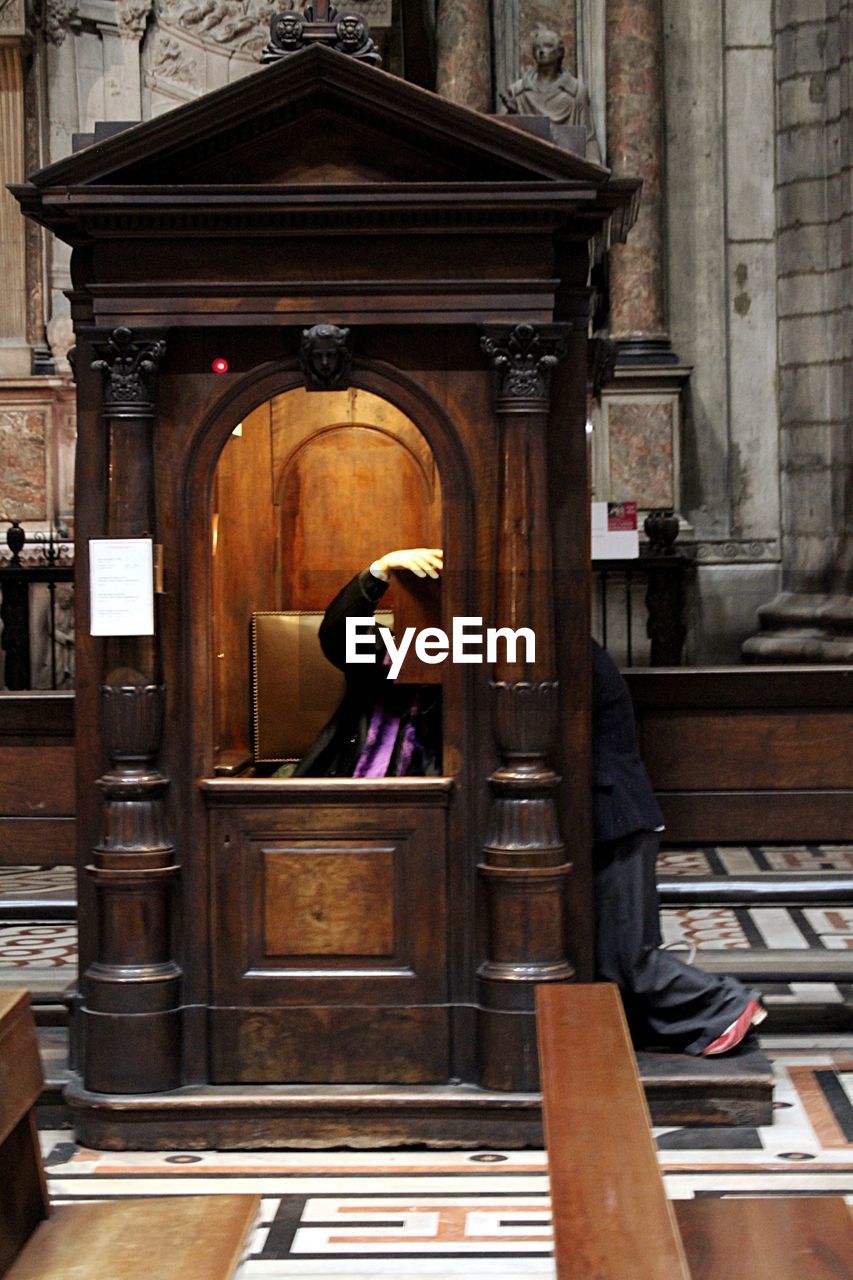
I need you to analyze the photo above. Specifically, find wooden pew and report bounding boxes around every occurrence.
[674,1197,853,1280]
[536,982,691,1279]
[0,990,259,1280]
[537,983,853,1280]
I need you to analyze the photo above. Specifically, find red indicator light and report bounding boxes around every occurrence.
[212,357,229,374]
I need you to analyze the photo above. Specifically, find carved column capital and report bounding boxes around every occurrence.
[480,323,571,405]
[42,0,81,46]
[116,0,153,41]
[92,327,166,408]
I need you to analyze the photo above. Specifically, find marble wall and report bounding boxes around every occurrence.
[2,0,847,665]
[663,0,783,660]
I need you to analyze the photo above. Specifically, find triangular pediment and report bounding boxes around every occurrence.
[25,44,607,190]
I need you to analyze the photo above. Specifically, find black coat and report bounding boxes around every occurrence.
[293,570,440,778]
[591,639,664,844]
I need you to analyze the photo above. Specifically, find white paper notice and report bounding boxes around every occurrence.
[89,539,155,636]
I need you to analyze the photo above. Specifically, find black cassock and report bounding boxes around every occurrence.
[290,569,441,779]
[591,640,756,1055]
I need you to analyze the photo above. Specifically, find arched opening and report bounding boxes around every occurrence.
[209,386,444,775]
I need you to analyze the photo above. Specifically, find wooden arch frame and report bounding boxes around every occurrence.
[183,355,476,776]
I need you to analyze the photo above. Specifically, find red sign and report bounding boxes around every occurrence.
[607,501,637,532]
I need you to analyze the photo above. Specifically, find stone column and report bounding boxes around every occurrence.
[435,0,492,110]
[476,324,573,1092]
[23,44,52,374]
[81,327,183,1094]
[595,0,690,552]
[743,0,852,660]
[0,19,30,377]
[605,0,673,362]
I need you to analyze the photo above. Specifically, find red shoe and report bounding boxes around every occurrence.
[701,999,767,1056]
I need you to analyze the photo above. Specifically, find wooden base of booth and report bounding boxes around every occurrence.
[64,1049,773,1149]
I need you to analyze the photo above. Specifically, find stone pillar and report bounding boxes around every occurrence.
[435,0,492,110]
[743,0,852,661]
[0,19,30,377]
[605,0,673,362]
[595,0,690,554]
[81,327,183,1094]
[23,43,52,373]
[476,324,573,1092]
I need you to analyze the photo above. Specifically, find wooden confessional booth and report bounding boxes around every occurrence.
[16,45,637,1147]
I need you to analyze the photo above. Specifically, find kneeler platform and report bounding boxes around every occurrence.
[62,1046,773,1149]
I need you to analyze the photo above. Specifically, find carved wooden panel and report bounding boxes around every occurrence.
[263,846,395,956]
[210,795,447,1004]
[209,1005,450,1084]
[208,790,450,1082]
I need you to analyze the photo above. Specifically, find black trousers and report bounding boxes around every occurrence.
[593,831,757,1056]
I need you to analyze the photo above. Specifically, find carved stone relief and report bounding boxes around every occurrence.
[149,32,199,83]
[43,0,81,45]
[144,0,391,108]
[0,0,26,36]
[118,0,155,39]
[30,582,75,690]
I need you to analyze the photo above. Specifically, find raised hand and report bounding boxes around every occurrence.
[373,548,443,580]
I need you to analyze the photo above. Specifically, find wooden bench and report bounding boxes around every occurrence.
[674,1196,853,1280]
[537,983,853,1280]
[536,983,691,1279]
[0,990,259,1280]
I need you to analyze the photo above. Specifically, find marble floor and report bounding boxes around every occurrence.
[6,854,853,1275]
[37,1036,853,1277]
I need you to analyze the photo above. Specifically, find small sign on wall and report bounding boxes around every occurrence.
[89,538,155,636]
[591,501,639,560]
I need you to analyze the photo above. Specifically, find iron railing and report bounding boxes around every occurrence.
[0,521,74,690]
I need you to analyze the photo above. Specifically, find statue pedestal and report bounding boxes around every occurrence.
[496,114,587,158]
[743,592,853,662]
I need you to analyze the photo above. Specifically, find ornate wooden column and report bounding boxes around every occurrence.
[477,323,573,1091]
[81,327,182,1094]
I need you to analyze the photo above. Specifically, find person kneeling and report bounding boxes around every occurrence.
[591,640,765,1057]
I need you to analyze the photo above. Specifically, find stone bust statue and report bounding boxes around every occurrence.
[502,25,601,163]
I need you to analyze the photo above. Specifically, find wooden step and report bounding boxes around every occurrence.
[697,948,853,983]
[636,1045,772,1127]
[658,872,853,905]
[49,1038,772,1148]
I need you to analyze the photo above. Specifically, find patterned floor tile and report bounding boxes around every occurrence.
[38,1038,853,1275]
[660,907,749,949]
[656,849,714,875]
[0,922,76,967]
[0,865,75,899]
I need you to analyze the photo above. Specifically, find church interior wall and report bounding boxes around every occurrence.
[0,0,848,676]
